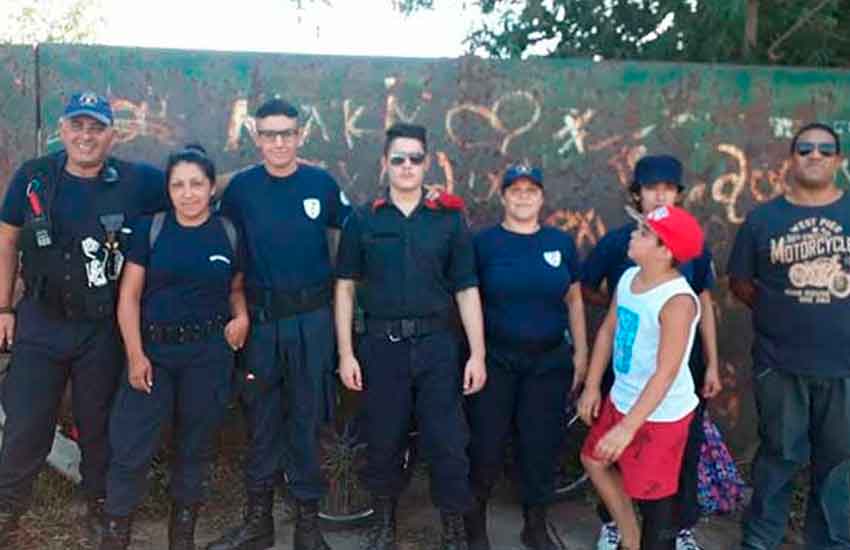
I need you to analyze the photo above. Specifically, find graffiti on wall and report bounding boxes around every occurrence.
[14,45,850,451]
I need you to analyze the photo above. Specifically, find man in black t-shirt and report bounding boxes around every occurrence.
[728,122,850,550]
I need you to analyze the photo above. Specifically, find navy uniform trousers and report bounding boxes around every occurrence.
[0,298,123,511]
[239,305,335,500]
[105,335,233,516]
[466,342,573,507]
[358,328,473,513]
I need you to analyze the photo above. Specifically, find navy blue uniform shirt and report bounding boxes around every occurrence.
[219,163,351,294]
[1,158,167,236]
[336,195,478,319]
[728,194,850,377]
[126,212,244,325]
[582,222,716,296]
[475,224,580,351]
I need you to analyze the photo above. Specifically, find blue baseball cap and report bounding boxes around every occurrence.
[63,91,113,126]
[633,155,683,190]
[502,164,543,191]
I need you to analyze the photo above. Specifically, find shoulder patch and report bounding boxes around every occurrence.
[424,191,465,212]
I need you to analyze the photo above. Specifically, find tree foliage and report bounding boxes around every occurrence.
[410,0,850,67]
[1,0,103,45]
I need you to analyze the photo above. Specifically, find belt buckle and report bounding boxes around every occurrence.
[387,328,402,343]
[401,319,416,339]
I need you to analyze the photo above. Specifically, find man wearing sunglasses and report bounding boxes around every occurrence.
[729,122,850,550]
[209,98,351,550]
[335,123,486,549]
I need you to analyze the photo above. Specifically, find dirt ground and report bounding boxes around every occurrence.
[13,457,805,550]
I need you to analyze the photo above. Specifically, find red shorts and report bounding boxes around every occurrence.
[581,398,694,500]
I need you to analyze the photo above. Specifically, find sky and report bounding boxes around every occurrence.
[97,0,483,58]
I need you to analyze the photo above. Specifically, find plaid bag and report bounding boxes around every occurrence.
[697,411,746,515]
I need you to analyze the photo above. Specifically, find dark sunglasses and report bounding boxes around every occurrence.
[257,128,299,141]
[388,153,426,166]
[796,141,838,157]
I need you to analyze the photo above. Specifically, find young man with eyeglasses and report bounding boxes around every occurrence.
[335,123,486,550]
[208,99,351,550]
[728,122,850,549]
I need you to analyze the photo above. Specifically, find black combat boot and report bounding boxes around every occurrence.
[205,490,274,550]
[440,510,468,550]
[519,505,565,550]
[85,496,106,539]
[360,496,397,550]
[293,499,330,550]
[0,505,21,548]
[99,514,132,550]
[169,502,200,550]
[464,497,490,550]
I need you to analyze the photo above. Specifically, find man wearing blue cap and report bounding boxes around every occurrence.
[0,91,167,546]
[582,155,721,550]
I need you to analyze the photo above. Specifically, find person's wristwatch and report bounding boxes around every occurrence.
[0,306,15,315]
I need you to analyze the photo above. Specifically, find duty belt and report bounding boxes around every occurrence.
[24,284,114,322]
[247,281,332,322]
[144,315,228,345]
[365,315,453,342]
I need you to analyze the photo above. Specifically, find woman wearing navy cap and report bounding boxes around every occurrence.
[465,165,588,550]
[581,155,721,550]
[99,145,249,550]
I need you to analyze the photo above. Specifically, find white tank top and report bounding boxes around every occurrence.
[610,267,700,422]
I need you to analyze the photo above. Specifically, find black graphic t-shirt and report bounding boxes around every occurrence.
[728,193,850,377]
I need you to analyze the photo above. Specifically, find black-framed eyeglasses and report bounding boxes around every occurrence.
[388,153,426,166]
[257,128,299,141]
[796,141,838,157]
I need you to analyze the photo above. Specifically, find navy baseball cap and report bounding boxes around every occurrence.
[63,91,113,126]
[633,155,683,190]
[502,164,543,191]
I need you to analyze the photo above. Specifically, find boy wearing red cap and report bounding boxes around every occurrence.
[578,205,705,550]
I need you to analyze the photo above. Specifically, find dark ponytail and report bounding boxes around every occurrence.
[165,142,216,184]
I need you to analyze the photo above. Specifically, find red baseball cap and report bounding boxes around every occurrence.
[626,205,704,263]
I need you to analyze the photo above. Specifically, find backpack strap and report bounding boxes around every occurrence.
[218,216,238,255]
[149,211,167,249]
[148,212,238,255]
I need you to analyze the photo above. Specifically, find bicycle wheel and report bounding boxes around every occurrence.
[553,402,589,499]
